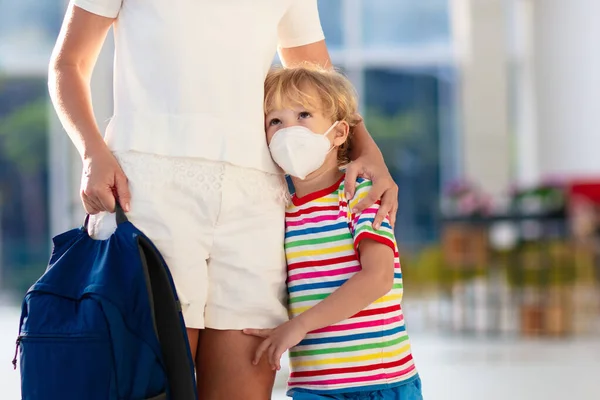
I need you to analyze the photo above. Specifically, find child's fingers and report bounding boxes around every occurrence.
[253,338,271,365]
[268,344,278,370]
[274,347,286,371]
[268,344,286,371]
[243,328,272,338]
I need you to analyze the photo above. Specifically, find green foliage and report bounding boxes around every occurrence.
[0,99,48,174]
[6,263,44,296]
[400,245,444,288]
[0,92,51,292]
[401,240,587,292]
[364,108,424,140]
[504,242,578,287]
[364,108,439,170]
[402,245,487,289]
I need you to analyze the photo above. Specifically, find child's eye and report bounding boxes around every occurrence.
[268,118,282,126]
[298,111,312,119]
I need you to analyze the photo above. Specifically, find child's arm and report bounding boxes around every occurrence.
[244,239,395,370]
[294,239,395,332]
[296,181,396,332]
[297,182,398,331]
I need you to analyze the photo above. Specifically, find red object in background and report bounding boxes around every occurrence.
[568,180,600,204]
[567,179,600,238]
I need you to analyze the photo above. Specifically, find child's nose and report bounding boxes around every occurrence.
[281,122,298,129]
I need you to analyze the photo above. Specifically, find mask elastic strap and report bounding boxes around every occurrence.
[323,121,341,154]
[323,121,340,138]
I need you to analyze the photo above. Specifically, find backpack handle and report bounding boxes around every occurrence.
[114,201,128,224]
[82,201,128,230]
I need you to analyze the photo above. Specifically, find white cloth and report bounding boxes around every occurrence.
[89,152,290,329]
[72,0,325,174]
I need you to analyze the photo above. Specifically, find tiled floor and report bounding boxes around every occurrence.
[423,334,600,399]
[3,306,599,400]
[272,333,600,399]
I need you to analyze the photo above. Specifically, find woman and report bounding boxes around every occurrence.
[49,1,399,398]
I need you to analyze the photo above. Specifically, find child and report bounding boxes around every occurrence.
[244,65,422,399]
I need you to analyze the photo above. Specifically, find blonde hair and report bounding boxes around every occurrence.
[264,64,362,165]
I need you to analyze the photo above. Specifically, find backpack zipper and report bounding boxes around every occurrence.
[12,334,102,370]
[12,336,21,370]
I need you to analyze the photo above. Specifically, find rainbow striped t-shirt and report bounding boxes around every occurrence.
[285,176,417,395]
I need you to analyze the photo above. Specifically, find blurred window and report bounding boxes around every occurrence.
[318,0,344,49]
[0,0,61,293]
[361,0,451,48]
[363,68,455,245]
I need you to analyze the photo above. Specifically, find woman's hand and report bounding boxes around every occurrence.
[80,147,131,214]
[243,319,308,371]
[344,154,398,229]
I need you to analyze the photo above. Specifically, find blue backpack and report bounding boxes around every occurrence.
[13,206,197,400]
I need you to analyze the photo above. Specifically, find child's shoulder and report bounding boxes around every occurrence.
[354,177,373,192]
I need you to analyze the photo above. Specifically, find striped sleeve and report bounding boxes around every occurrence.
[348,180,396,251]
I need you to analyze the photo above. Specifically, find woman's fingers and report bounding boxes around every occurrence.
[81,192,103,215]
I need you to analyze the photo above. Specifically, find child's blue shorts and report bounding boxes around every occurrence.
[290,376,423,400]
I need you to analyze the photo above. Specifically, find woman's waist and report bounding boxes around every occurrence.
[103,114,279,174]
[105,112,263,135]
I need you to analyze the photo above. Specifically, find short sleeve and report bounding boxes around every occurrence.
[348,180,396,252]
[278,0,325,48]
[72,0,123,18]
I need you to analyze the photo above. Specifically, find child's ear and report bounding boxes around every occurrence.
[333,121,350,146]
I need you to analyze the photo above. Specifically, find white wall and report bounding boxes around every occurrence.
[532,0,600,179]
[451,0,511,197]
[455,0,600,191]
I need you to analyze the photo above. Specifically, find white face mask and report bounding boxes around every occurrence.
[269,121,339,180]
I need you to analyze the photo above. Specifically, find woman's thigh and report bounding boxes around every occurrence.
[195,329,276,399]
[191,165,290,398]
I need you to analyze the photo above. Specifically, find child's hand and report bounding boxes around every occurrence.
[243,319,307,371]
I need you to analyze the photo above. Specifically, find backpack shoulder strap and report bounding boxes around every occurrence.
[137,236,197,400]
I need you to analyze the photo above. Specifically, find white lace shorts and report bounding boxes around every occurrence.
[89,151,290,330]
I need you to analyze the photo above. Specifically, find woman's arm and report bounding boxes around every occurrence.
[49,4,131,213]
[49,4,113,161]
